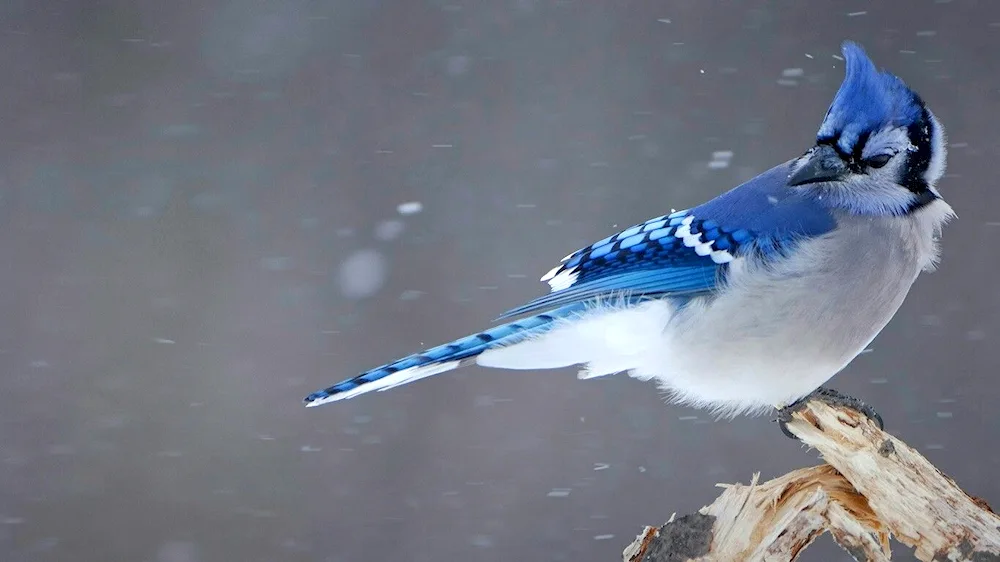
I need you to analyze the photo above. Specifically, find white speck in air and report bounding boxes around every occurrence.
[469,534,494,548]
[397,201,423,215]
[967,329,987,341]
[156,541,201,562]
[374,219,405,241]
[708,150,733,169]
[339,250,388,299]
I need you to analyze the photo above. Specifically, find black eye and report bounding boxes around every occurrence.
[865,153,892,169]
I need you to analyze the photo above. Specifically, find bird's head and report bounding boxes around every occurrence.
[788,41,947,216]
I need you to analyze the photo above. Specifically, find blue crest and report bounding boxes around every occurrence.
[818,41,923,153]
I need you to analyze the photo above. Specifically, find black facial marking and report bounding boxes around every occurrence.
[900,103,935,206]
[815,131,871,174]
[816,134,845,156]
[850,131,871,169]
[816,98,938,212]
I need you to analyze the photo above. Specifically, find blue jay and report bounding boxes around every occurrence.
[304,42,952,424]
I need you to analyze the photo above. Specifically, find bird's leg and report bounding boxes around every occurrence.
[776,387,884,439]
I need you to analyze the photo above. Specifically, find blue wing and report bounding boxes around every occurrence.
[496,210,752,319]
[497,161,838,320]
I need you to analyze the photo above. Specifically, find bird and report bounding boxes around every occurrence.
[304,41,953,422]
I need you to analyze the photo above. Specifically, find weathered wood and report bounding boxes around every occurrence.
[623,401,1000,561]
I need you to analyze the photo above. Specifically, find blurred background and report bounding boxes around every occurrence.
[1,1,997,561]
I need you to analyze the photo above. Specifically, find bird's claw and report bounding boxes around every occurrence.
[776,386,884,439]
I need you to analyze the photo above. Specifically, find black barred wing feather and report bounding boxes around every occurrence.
[496,210,757,320]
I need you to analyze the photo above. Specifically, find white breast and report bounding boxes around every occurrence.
[635,199,954,416]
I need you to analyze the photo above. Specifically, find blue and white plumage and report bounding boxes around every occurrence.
[304,41,953,417]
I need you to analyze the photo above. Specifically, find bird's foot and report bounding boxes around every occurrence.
[776,387,884,439]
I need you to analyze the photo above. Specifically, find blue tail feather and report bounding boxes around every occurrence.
[303,302,588,406]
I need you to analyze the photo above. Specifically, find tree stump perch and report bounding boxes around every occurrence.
[622,401,1000,561]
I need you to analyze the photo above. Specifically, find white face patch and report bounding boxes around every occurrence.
[924,110,948,187]
[861,126,912,160]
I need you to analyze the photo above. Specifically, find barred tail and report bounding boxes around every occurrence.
[303,303,587,407]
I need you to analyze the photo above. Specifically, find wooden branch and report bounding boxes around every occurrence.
[622,401,1000,562]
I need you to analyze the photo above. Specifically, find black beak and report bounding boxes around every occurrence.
[787,144,850,186]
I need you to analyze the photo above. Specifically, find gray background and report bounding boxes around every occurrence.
[0,1,997,561]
